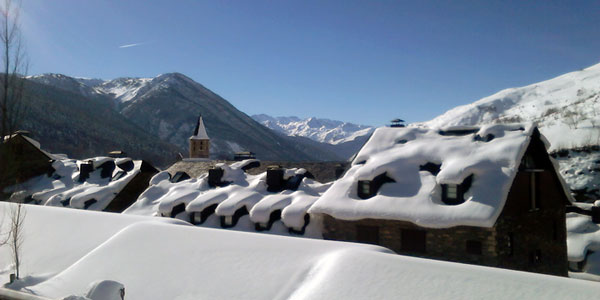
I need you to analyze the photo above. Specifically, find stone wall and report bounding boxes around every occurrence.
[321,215,499,267]
[495,170,568,276]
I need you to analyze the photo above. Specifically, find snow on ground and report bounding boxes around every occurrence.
[4,156,144,211]
[567,202,600,281]
[125,160,331,238]
[553,149,600,200]
[0,203,598,300]
[310,124,555,228]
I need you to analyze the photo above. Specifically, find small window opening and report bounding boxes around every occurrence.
[170,171,191,183]
[288,214,311,235]
[419,162,441,175]
[170,203,186,218]
[529,172,540,211]
[255,210,281,231]
[507,233,514,256]
[446,184,458,199]
[190,204,217,225]
[473,134,495,142]
[357,173,395,199]
[220,206,249,228]
[356,225,380,245]
[83,199,97,210]
[358,180,371,197]
[466,240,482,255]
[401,229,426,253]
[529,249,542,264]
[441,175,473,205]
[438,128,478,136]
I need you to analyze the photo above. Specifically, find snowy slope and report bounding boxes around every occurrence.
[423,62,600,200]
[1,203,598,300]
[424,63,600,150]
[253,114,374,145]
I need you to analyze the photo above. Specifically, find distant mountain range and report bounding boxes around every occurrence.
[252,114,375,160]
[422,62,600,201]
[23,73,348,167]
[252,114,374,144]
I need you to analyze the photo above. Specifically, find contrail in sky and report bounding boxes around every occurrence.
[118,42,145,49]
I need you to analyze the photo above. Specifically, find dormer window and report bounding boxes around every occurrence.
[357,173,395,199]
[441,175,473,205]
[358,180,371,197]
[446,184,458,200]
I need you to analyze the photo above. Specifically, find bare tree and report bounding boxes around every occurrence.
[0,0,26,137]
[8,203,25,279]
[0,0,27,192]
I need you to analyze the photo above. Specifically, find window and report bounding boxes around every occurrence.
[441,175,473,205]
[507,233,514,256]
[358,180,371,197]
[466,240,482,255]
[529,249,542,264]
[356,225,380,245]
[529,172,540,211]
[401,229,426,253]
[357,173,395,199]
[446,184,458,199]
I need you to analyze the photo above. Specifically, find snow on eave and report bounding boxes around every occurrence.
[12,134,56,160]
[310,123,542,228]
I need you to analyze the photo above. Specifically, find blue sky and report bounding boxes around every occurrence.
[20,0,600,126]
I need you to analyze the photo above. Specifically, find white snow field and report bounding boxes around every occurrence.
[0,203,598,300]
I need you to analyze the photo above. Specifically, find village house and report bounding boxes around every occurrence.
[0,131,54,193]
[309,124,572,276]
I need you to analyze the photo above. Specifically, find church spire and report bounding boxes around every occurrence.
[190,115,209,140]
[189,115,210,158]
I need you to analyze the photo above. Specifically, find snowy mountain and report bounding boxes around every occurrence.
[423,62,600,201]
[252,114,374,160]
[27,73,341,163]
[252,114,374,145]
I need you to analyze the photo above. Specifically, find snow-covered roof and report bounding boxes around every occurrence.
[310,123,567,228]
[6,155,149,211]
[189,115,209,140]
[1,203,598,300]
[125,160,330,236]
[2,133,55,160]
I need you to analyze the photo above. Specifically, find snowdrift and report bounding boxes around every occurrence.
[0,203,598,300]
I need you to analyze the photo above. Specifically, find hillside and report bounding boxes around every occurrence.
[17,79,180,167]
[423,63,600,201]
[26,73,342,164]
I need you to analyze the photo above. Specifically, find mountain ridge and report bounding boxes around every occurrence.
[27,73,344,164]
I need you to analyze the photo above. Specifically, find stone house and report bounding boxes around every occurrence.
[1,131,54,191]
[309,124,572,276]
